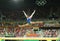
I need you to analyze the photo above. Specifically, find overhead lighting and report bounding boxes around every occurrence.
[12,0,24,2]
[13,0,18,1]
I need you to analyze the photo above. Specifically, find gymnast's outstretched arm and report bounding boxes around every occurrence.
[29,10,36,18]
[23,11,28,18]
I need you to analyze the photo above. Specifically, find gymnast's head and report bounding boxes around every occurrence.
[27,15,30,18]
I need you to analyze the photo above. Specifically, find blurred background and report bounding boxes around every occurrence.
[0,0,60,38]
[0,0,60,21]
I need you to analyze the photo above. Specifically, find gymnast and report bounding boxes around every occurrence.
[23,10,36,24]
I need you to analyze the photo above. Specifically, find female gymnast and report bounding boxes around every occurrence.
[23,10,36,24]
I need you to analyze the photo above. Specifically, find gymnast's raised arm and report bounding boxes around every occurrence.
[29,10,36,18]
[23,11,28,18]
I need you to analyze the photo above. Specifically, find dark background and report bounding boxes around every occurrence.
[0,0,60,20]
